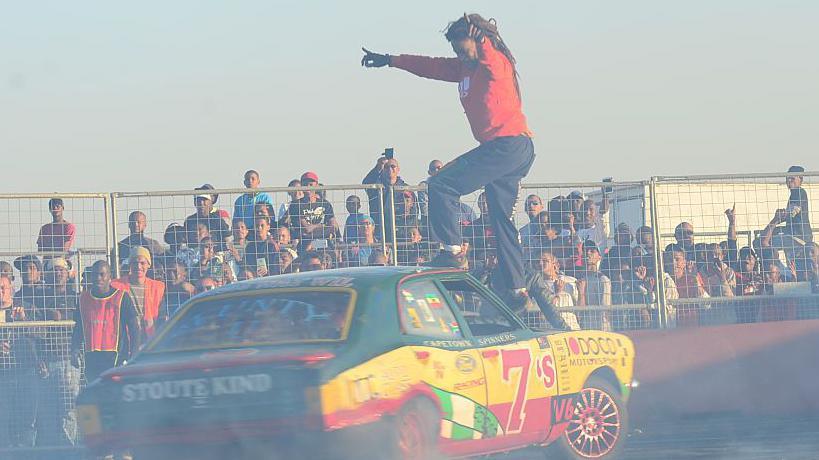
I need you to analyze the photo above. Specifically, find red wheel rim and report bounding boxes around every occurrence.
[398,410,427,460]
[563,387,621,458]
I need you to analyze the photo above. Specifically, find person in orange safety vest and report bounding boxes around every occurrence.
[111,246,167,339]
[70,260,142,382]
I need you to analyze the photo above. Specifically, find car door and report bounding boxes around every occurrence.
[396,278,493,452]
[439,278,560,449]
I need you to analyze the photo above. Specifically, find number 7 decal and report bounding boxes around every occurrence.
[500,348,532,434]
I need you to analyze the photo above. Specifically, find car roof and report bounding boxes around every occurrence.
[194,266,466,299]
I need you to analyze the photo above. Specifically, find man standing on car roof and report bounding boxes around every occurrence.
[363,13,535,308]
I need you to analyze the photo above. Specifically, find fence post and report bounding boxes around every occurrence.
[103,193,115,272]
[109,193,121,278]
[648,177,668,328]
[387,186,398,266]
[377,186,387,258]
[75,249,83,293]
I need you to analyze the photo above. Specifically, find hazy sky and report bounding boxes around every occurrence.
[2,1,817,193]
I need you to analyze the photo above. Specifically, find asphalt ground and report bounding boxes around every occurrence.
[6,414,818,459]
[502,414,819,460]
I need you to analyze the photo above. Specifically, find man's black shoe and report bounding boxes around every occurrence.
[425,250,469,270]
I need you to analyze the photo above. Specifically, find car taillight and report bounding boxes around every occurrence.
[295,352,335,364]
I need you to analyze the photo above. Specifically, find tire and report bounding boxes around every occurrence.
[385,398,441,460]
[549,376,629,459]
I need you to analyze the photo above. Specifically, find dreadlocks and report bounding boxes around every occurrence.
[444,13,521,96]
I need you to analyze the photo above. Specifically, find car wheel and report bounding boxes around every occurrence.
[387,398,441,460]
[551,376,628,459]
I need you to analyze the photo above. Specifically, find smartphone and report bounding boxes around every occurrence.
[256,258,268,273]
[602,177,613,194]
[312,239,329,250]
[383,147,394,160]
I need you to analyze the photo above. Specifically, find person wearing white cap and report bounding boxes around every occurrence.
[182,184,231,251]
[34,256,77,321]
[33,255,82,446]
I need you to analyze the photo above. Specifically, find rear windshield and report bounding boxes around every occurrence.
[148,290,354,353]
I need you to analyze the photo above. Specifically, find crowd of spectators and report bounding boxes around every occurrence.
[1,165,817,329]
[0,158,817,448]
[0,164,816,329]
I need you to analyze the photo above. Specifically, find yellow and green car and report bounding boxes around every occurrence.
[77,267,635,459]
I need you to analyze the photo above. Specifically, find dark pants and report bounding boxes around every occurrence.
[84,351,117,384]
[428,135,535,291]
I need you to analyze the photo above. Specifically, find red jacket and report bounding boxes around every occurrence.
[391,39,531,143]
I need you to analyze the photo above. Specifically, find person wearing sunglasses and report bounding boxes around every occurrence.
[363,154,414,242]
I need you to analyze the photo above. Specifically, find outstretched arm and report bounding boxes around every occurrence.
[760,210,787,247]
[362,47,462,82]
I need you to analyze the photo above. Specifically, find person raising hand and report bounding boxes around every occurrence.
[362,13,535,308]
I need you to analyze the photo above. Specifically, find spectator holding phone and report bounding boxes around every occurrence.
[244,216,278,277]
[363,150,414,242]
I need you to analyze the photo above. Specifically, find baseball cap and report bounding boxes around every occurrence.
[568,191,585,200]
[358,215,375,226]
[194,184,218,203]
[301,171,319,183]
[14,255,43,272]
[787,165,805,174]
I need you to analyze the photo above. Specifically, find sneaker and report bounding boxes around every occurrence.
[426,250,469,270]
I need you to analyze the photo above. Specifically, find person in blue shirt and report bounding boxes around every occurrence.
[233,170,273,229]
[344,195,365,242]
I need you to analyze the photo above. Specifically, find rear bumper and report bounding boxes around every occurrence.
[84,415,324,452]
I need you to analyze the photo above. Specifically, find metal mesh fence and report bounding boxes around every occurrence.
[389,185,481,267]
[513,182,657,332]
[0,194,110,323]
[0,321,79,449]
[392,180,657,332]
[652,172,819,328]
[111,185,386,299]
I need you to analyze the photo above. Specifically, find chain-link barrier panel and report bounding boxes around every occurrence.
[0,194,111,323]
[652,172,819,328]
[0,321,81,452]
[111,185,386,307]
[393,180,658,332]
[389,185,481,267]
[516,182,658,331]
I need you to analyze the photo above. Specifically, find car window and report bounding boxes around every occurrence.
[148,290,353,352]
[398,280,464,339]
[440,279,521,337]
